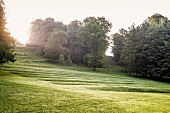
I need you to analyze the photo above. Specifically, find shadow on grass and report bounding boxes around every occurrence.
[89,87,170,93]
[132,75,170,83]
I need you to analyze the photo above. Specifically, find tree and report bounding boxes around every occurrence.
[120,24,139,75]
[28,19,43,47]
[0,0,15,64]
[134,22,149,76]
[67,20,87,64]
[44,31,69,62]
[140,22,170,77]
[65,55,73,66]
[79,17,112,71]
[28,18,67,54]
[112,29,126,63]
[58,53,65,64]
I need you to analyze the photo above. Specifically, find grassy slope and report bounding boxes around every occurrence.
[0,46,170,113]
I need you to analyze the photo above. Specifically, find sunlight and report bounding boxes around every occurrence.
[16,37,28,45]
[5,0,170,46]
[6,11,29,45]
[6,23,29,45]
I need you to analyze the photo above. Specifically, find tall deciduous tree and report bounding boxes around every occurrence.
[67,20,87,64]
[0,0,15,64]
[79,17,112,71]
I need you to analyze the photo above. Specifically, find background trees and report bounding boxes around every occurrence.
[0,0,15,64]
[28,16,112,69]
[112,13,170,79]
[28,13,170,78]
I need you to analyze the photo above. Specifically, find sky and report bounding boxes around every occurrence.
[4,0,170,46]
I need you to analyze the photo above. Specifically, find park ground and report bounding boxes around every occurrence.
[0,46,170,113]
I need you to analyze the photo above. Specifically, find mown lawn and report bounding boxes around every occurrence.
[0,46,170,113]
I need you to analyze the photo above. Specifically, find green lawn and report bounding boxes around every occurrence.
[0,46,170,113]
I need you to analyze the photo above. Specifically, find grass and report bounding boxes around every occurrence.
[0,45,170,113]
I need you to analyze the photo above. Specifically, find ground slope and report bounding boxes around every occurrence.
[0,46,170,113]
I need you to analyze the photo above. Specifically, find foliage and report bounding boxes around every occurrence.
[0,0,15,64]
[58,53,65,64]
[28,17,112,68]
[66,20,87,64]
[112,29,126,63]
[28,18,67,54]
[79,17,112,70]
[44,31,69,62]
[65,55,73,66]
[113,13,170,78]
[120,24,139,75]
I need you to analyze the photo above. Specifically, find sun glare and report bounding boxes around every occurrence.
[6,24,28,45]
[16,37,28,45]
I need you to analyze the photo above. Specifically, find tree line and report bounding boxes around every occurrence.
[1,0,170,79]
[27,13,170,77]
[27,17,112,71]
[0,0,170,78]
[112,13,170,79]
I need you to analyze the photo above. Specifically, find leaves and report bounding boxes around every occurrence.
[28,16,112,69]
[114,13,170,78]
[44,31,69,62]
[79,17,112,70]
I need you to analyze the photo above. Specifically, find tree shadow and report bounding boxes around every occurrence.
[89,87,170,93]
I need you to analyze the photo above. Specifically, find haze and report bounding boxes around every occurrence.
[5,0,170,44]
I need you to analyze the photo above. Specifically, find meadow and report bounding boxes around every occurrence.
[0,46,170,113]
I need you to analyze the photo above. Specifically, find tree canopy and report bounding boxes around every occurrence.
[28,16,112,69]
[44,31,69,62]
[112,13,170,79]
[79,17,112,70]
[28,13,170,78]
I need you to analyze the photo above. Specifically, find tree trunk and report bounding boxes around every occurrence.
[92,66,96,71]
[129,71,132,76]
[125,69,128,73]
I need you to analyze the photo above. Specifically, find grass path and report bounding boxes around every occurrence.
[0,46,170,112]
